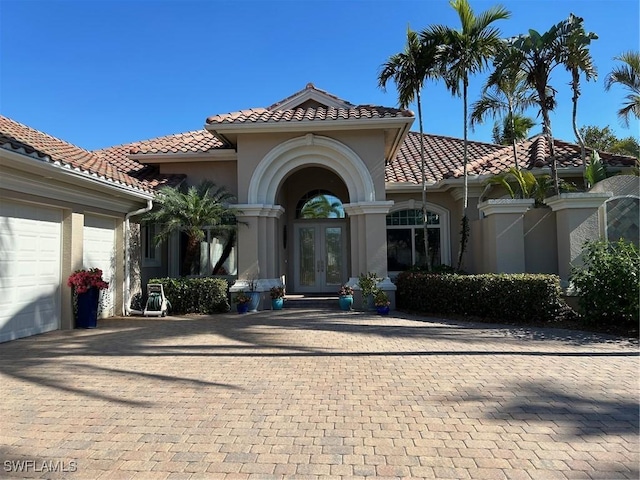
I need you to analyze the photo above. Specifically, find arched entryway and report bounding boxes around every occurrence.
[233,133,393,299]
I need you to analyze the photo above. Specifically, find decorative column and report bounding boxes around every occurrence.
[61,211,84,330]
[343,201,396,309]
[546,192,612,286]
[478,199,535,274]
[232,204,285,309]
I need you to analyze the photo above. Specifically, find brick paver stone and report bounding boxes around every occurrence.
[0,311,637,479]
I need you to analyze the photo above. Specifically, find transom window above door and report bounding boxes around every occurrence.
[296,190,345,219]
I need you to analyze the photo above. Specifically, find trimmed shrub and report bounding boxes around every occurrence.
[571,239,639,327]
[396,272,565,324]
[148,277,230,314]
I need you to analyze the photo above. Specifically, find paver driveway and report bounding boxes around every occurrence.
[0,310,638,480]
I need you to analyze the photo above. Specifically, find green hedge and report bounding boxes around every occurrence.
[396,272,565,324]
[148,277,230,314]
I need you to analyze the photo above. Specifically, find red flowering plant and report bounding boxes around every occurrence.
[67,268,109,294]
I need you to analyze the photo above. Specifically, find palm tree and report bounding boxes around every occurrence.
[300,195,343,219]
[605,51,640,127]
[379,27,440,271]
[495,15,583,195]
[471,66,537,168]
[144,180,238,275]
[563,14,598,188]
[422,0,510,270]
[491,113,536,146]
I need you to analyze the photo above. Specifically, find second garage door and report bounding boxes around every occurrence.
[83,215,116,318]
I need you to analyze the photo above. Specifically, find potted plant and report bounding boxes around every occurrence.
[374,290,390,315]
[270,286,285,310]
[358,272,381,310]
[67,268,109,328]
[233,291,251,314]
[247,275,261,312]
[338,284,354,311]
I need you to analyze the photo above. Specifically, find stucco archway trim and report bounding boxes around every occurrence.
[248,134,376,204]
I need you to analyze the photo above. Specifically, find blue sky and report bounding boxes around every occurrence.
[2,0,638,151]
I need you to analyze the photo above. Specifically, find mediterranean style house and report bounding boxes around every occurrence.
[1,84,637,341]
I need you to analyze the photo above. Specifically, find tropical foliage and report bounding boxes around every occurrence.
[300,194,343,219]
[571,239,639,327]
[378,27,440,271]
[143,181,238,276]
[471,67,537,168]
[149,277,229,314]
[605,51,640,127]
[580,125,640,158]
[422,0,510,270]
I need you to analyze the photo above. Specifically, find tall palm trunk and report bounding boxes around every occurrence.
[417,91,431,272]
[457,76,470,270]
[508,99,520,171]
[538,85,559,195]
[570,70,588,189]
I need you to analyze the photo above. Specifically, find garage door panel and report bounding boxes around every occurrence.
[0,201,61,343]
[84,215,116,318]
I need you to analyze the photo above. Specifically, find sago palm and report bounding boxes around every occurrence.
[144,180,238,275]
[422,0,510,270]
[605,51,640,127]
[379,27,440,271]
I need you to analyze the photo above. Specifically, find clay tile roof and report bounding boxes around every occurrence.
[267,82,355,110]
[0,115,153,192]
[94,129,227,189]
[388,132,637,185]
[206,105,411,126]
[387,131,505,183]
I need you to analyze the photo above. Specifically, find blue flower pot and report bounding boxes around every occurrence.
[76,288,99,328]
[237,303,249,314]
[248,292,261,312]
[376,305,390,316]
[338,295,353,311]
[272,298,284,310]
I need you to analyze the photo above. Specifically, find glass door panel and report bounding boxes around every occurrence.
[294,222,347,293]
[299,227,316,287]
[324,227,343,287]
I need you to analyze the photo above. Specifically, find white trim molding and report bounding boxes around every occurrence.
[343,201,394,216]
[248,134,376,204]
[547,192,612,211]
[478,198,535,216]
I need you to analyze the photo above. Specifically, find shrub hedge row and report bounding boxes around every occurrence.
[148,277,230,314]
[396,272,565,324]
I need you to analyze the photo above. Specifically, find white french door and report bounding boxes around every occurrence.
[294,221,347,293]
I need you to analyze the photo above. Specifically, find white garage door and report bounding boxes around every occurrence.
[83,215,116,318]
[0,201,62,343]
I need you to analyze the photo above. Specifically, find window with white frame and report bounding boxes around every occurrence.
[142,224,161,267]
[386,203,450,271]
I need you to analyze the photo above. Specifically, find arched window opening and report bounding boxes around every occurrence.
[386,208,442,271]
[296,190,345,219]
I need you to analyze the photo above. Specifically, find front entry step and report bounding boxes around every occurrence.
[283,294,340,310]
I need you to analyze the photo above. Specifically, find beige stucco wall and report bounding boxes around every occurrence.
[159,161,238,196]
[236,130,387,203]
[523,207,558,274]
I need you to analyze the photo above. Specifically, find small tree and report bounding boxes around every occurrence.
[144,181,238,276]
[571,239,640,328]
